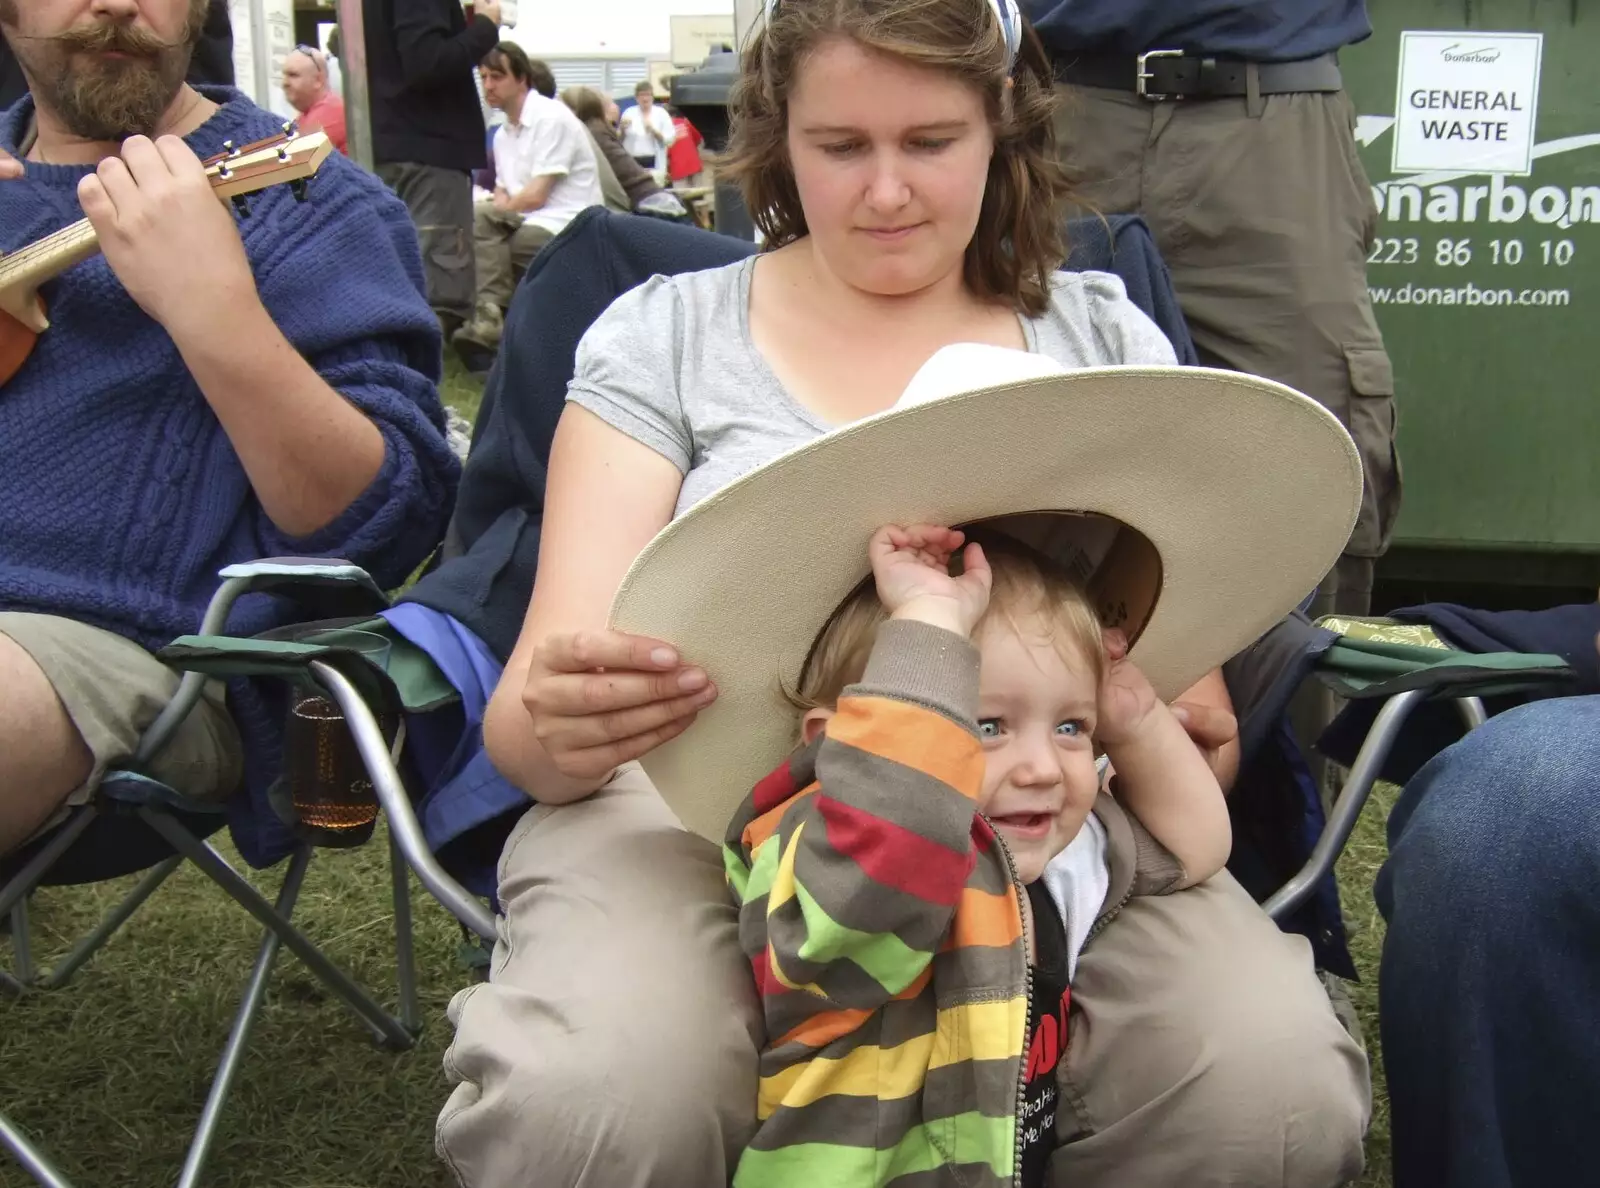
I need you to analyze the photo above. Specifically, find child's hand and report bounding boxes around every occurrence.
[1096,628,1163,747]
[869,524,992,637]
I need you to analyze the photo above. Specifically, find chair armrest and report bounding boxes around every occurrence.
[136,560,391,766]
[201,559,389,634]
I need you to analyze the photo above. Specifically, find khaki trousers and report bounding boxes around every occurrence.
[376,162,476,325]
[1056,86,1401,617]
[0,613,241,842]
[472,203,555,313]
[437,766,1369,1186]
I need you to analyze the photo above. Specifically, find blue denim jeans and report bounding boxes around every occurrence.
[1376,696,1600,1188]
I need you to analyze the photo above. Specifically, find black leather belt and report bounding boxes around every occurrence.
[1054,50,1343,100]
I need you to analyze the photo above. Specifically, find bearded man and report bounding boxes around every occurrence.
[0,0,459,864]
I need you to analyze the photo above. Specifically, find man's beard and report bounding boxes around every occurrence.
[3,1,208,141]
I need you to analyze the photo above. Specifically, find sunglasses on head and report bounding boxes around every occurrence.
[292,44,328,76]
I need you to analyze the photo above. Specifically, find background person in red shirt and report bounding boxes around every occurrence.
[282,44,347,154]
[664,104,703,185]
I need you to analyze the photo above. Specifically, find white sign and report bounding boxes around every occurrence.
[1392,31,1542,176]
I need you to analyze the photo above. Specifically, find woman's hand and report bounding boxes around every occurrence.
[870,524,992,637]
[0,147,19,180]
[521,628,719,783]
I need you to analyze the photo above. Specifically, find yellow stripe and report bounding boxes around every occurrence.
[927,998,1028,1068]
[766,818,802,912]
[764,820,828,997]
[757,998,1027,1119]
[758,1032,936,1119]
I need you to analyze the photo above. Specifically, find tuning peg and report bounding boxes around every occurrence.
[231,194,251,219]
[282,119,299,138]
[290,179,309,202]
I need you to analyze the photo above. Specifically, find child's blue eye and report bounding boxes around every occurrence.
[1056,720,1085,737]
[977,719,1001,739]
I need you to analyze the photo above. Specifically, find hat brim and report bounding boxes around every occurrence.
[610,366,1361,842]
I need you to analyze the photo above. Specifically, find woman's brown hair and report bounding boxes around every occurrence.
[717,0,1072,317]
[561,85,608,126]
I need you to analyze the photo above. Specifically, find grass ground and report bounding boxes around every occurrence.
[0,357,1400,1186]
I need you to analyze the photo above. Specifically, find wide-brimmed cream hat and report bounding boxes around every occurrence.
[611,345,1361,841]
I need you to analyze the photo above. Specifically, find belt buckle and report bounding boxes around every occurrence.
[1136,48,1186,100]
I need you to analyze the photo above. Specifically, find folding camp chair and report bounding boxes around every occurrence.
[0,560,495,1188]
[1260,615,1578,923]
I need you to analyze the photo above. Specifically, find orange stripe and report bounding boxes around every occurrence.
[944,884,1022,951]
[827,696,983,798]
[741,783,820,854]
[893,965,933,1000]
[772,966,930,1050]
[773,1005,872,1050]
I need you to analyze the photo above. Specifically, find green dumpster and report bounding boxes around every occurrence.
[1340,0,1600,589]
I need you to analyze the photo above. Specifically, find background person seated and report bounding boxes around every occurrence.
[282,43,346,154]
[453,43,602,364]
[0,0,458,859]
[561,85,688,221]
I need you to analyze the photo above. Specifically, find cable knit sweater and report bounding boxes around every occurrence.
[0,91,460,864]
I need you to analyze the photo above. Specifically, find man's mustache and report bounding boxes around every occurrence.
[16,21,184,58]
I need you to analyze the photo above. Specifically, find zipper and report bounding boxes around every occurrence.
[983,814,1031,1188]
[1083,886,1134,947]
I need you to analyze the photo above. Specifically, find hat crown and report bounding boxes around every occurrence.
[896,344,1067,411]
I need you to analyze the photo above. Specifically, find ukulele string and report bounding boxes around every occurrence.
[0,219,99,288]
[0,141,303,290]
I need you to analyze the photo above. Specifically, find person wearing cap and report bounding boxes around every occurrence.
[1023,0,1398,618]
[282,44,347,154]
[438,1,1369,1184]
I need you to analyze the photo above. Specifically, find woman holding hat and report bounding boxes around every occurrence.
[438,0,1371,1184]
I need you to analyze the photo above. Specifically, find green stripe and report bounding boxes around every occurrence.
[733,1111,1014,1187]
[787,879,930,995]
[723,845,752,902]
[742,832,782,905]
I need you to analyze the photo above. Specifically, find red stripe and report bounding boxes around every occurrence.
[972,817,997,851]
[818,795,973,906]
[751,760,799,816]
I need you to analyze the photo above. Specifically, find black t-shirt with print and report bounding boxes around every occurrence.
[1020,880,1072,1188]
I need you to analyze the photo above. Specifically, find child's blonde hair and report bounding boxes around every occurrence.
[791,530,1106,715]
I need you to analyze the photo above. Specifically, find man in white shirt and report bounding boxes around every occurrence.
[455,43,604,363]
[618,80,675,172]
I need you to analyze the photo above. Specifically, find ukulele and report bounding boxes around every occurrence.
[0,126,334,385]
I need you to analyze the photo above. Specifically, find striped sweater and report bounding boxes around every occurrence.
[724,619,1031,1188]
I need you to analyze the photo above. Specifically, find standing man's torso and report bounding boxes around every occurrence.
[1021,0,1371,62]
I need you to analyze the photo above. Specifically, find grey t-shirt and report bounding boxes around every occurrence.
[567,255,1178,518]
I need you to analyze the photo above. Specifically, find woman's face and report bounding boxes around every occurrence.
[785,37,995,298]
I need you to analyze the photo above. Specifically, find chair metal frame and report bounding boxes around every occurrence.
[1264,689,1488,922]
[1,567,497,1188]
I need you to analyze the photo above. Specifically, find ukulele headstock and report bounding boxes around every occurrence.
[203,124,333,204]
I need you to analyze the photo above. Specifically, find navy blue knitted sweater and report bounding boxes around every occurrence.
[0,90,458,644]
[0,91,460,864]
